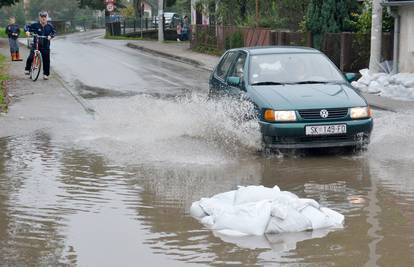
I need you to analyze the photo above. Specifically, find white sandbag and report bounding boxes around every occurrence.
[278,190,299,200]
[320,207,345,227]
[357,69,373,86]
[199,191,236,215]
[290,198,320,211]
[191,185,344,236]
[234,185,280,205]
[301,205,343,229]
[211,200,272,236]
[215,229,249,237]
[266,204,311,234]
[211,190,236,204]
[190,201,207,218]
[201,216,214,228]
[353,69,414,100]
[368,81,381,92]
[359,68,370,77]
[377,75,390,87]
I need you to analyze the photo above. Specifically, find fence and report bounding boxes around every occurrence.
[191,25,393,73]
[106,16,181,37]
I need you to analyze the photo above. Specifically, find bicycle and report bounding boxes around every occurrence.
[29,34,48,81]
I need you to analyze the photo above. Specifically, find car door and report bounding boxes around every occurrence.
[209,51,237,96]
[225,51,248,97]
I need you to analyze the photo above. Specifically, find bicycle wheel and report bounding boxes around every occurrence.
[30,51,42,82]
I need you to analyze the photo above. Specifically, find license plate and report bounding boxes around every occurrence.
[305,124,347,136]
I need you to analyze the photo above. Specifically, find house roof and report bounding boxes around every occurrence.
[382,0,414,6]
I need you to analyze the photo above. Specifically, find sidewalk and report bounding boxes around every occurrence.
[0,39,91,138]
[126,40,219,71]
[125,40,414,112]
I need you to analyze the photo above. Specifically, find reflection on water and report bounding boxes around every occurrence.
[1,110,414,266]
[214,229,333,251]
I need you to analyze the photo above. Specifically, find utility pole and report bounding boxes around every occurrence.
[369,0,383,73]
[158,0,164,42]
[140,0,144,39]
[255,0,259,27]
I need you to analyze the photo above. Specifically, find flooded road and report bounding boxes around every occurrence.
[1,32,414,266]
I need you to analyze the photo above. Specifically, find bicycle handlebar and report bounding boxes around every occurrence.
[30,34,49,39]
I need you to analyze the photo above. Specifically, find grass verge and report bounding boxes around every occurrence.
[192,45,222,56]
[0,29,8,38]
[0,54,9,113]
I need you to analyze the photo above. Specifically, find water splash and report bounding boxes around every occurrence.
[75,94,262,165]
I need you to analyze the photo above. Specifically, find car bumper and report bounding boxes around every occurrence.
[261,118,373,149]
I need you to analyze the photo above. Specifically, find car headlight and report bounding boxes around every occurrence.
[350,106,372,119]
[264,109,297,122]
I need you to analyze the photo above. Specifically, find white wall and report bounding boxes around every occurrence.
[399,6,414,73]
[190,0,210,25]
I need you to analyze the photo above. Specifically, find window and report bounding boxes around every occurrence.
[215,52,237,80]
[249,53,344,85]
[228,53,247,80]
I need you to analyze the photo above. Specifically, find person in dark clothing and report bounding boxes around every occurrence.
[5,16,23,61]
[181,16,190,41]
[25,11,56,80]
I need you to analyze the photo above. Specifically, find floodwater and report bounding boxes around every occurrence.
[1,95,414,267]
[1,31,414,266]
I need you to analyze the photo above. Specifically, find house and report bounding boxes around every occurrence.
[382,0,414,73]
[132,0,154,18]
[191,0,213,25]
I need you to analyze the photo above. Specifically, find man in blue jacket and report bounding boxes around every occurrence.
[5,16,23,61]
[25,11,56,80]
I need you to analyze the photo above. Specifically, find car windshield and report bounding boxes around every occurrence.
[249,53,345,85]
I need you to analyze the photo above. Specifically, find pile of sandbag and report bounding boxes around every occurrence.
[190,185,344,236]
[352,69,414,100]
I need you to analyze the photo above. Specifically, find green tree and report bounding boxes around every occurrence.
[351,0,393,33]
[0,1,25,26]
[79,0,127,10]
[0,0,19,8]
[78,0,105,10]
[305,0,357,47]
[197,0,304,29]
[120,2,135,18]
[276,0,310,30]
[28,0,79,20]
[166,0,190,15]
[241,1,286,28]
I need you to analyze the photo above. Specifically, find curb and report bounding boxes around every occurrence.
[126,42,212,71]
[54,74,95,115]
[361,92,414,112]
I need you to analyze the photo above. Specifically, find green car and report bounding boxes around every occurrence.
[209,47,373,149]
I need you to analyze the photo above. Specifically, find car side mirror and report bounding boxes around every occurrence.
[345,73,357,82]
[227,76,241,87]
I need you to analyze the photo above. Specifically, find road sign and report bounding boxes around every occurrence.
[107,3,115,12]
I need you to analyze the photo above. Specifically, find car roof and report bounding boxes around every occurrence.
[230,46,320,55]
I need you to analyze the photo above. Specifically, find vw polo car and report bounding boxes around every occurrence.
[209,47,373,149]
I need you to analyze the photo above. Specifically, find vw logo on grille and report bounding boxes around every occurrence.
[320,109,329,118]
